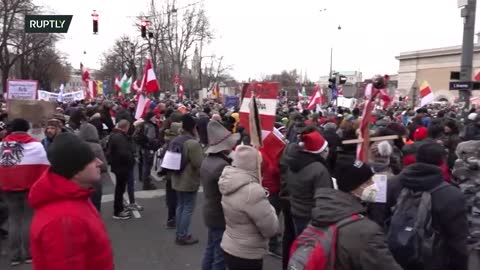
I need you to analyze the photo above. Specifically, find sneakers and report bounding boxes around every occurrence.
[10,259,22,266]
[113,210,132,220]
[166,218,176,229]
[126,203,144,211]
[24,258,33,264]
[175,235,199,246]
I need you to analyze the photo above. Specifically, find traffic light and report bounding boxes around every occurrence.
[328,78,336,89]
[339,75,347,85]
[92,11,98,34]
[141,20,147,38]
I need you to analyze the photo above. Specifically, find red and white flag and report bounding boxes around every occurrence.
[140,59,160,93]
[114,77,122,94]
[0,133,49,191]
[135,94,152,120]
[307,84,323,110]
[87,80,97,99]
[357,85,380,161]
[239,82,279,139]
[178,84,184,100]
[131,79,141,93]
[419,80,434,106]
[260,127,287,165]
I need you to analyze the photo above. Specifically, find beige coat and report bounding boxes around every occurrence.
[218,166,279,260]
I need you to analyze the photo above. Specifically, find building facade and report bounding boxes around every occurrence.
[396,41,480,101]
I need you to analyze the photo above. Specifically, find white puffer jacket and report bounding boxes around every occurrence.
[219,166,279,260]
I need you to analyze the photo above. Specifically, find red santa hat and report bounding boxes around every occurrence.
[298,131,328,154]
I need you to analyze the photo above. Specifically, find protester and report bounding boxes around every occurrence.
[219,145,279,270]
[0,118,49,266]
[29,133,114,270]
[138,111,160,190]
[41,119,62,150]
[171,114,204,245]
[283,127,333,236]
[387,142,469,270]
[290,161,402,270]
[200,120,239,270]
[78,122,110,212]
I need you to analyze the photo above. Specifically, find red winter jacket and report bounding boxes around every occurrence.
[29,171,114,270]
[260,148,281,195]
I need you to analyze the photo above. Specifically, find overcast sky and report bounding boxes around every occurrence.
[34,0,477,81]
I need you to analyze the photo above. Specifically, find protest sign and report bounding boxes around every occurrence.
[8,100,56,127]
[7,80,38,100]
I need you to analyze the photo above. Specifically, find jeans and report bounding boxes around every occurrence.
[142,151,154,185]
[113,172,129,215]
[166,177,176,221]
[223,251,263,270]
[202,228,225,270]
[4,191,32,260]
[292,216,310,237]
[127,169,135,204]
[176,191,197,239]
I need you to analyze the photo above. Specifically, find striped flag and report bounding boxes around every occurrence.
[0,133,49,191]
[114,77,122,94]
[141,59,160,93]
[357,85,379,162]
[420,80,434,106]
[135,94,152,120]
[307,84,323,110]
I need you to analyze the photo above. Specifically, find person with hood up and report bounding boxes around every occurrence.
[29,133,114,270]
[200,120,239,270]
[308,161,402,270]
[283,127,333,236]
[78,122,111,212]
[387,142,469,270]
[219,145,279,270]
[140,111,160,190]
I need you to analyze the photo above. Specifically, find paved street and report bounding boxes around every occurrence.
[0,173,281,269]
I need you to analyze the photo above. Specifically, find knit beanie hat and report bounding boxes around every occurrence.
[369,141,393,165]
[47,133,96,179]
[10,118,30,132]
[46,119,61,129]
[232,145,261,172]
[416,142,446,165]
[335,160,375,192]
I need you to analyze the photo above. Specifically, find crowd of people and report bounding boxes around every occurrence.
[0,95,479,270]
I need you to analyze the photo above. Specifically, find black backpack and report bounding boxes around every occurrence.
[133,123,148,148]
[387,182,449,268]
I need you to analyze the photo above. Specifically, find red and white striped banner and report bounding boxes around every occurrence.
[239,82,279,139]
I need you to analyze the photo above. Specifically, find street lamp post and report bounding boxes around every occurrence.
[459,0,477,119]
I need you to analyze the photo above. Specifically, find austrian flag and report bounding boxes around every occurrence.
[0,133,49,191]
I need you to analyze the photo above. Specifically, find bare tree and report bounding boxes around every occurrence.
[0,0,55,92]
[140,0,213,91]
[98,36,148,87]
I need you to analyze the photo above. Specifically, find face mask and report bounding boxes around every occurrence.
[360,182,379,202]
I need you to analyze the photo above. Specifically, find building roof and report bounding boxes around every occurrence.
[396,44,480,60]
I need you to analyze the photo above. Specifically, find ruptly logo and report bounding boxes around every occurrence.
[25,15,73,33]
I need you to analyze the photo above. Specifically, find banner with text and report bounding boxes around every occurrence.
[7,80,38,100]
[38,90,85,103]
